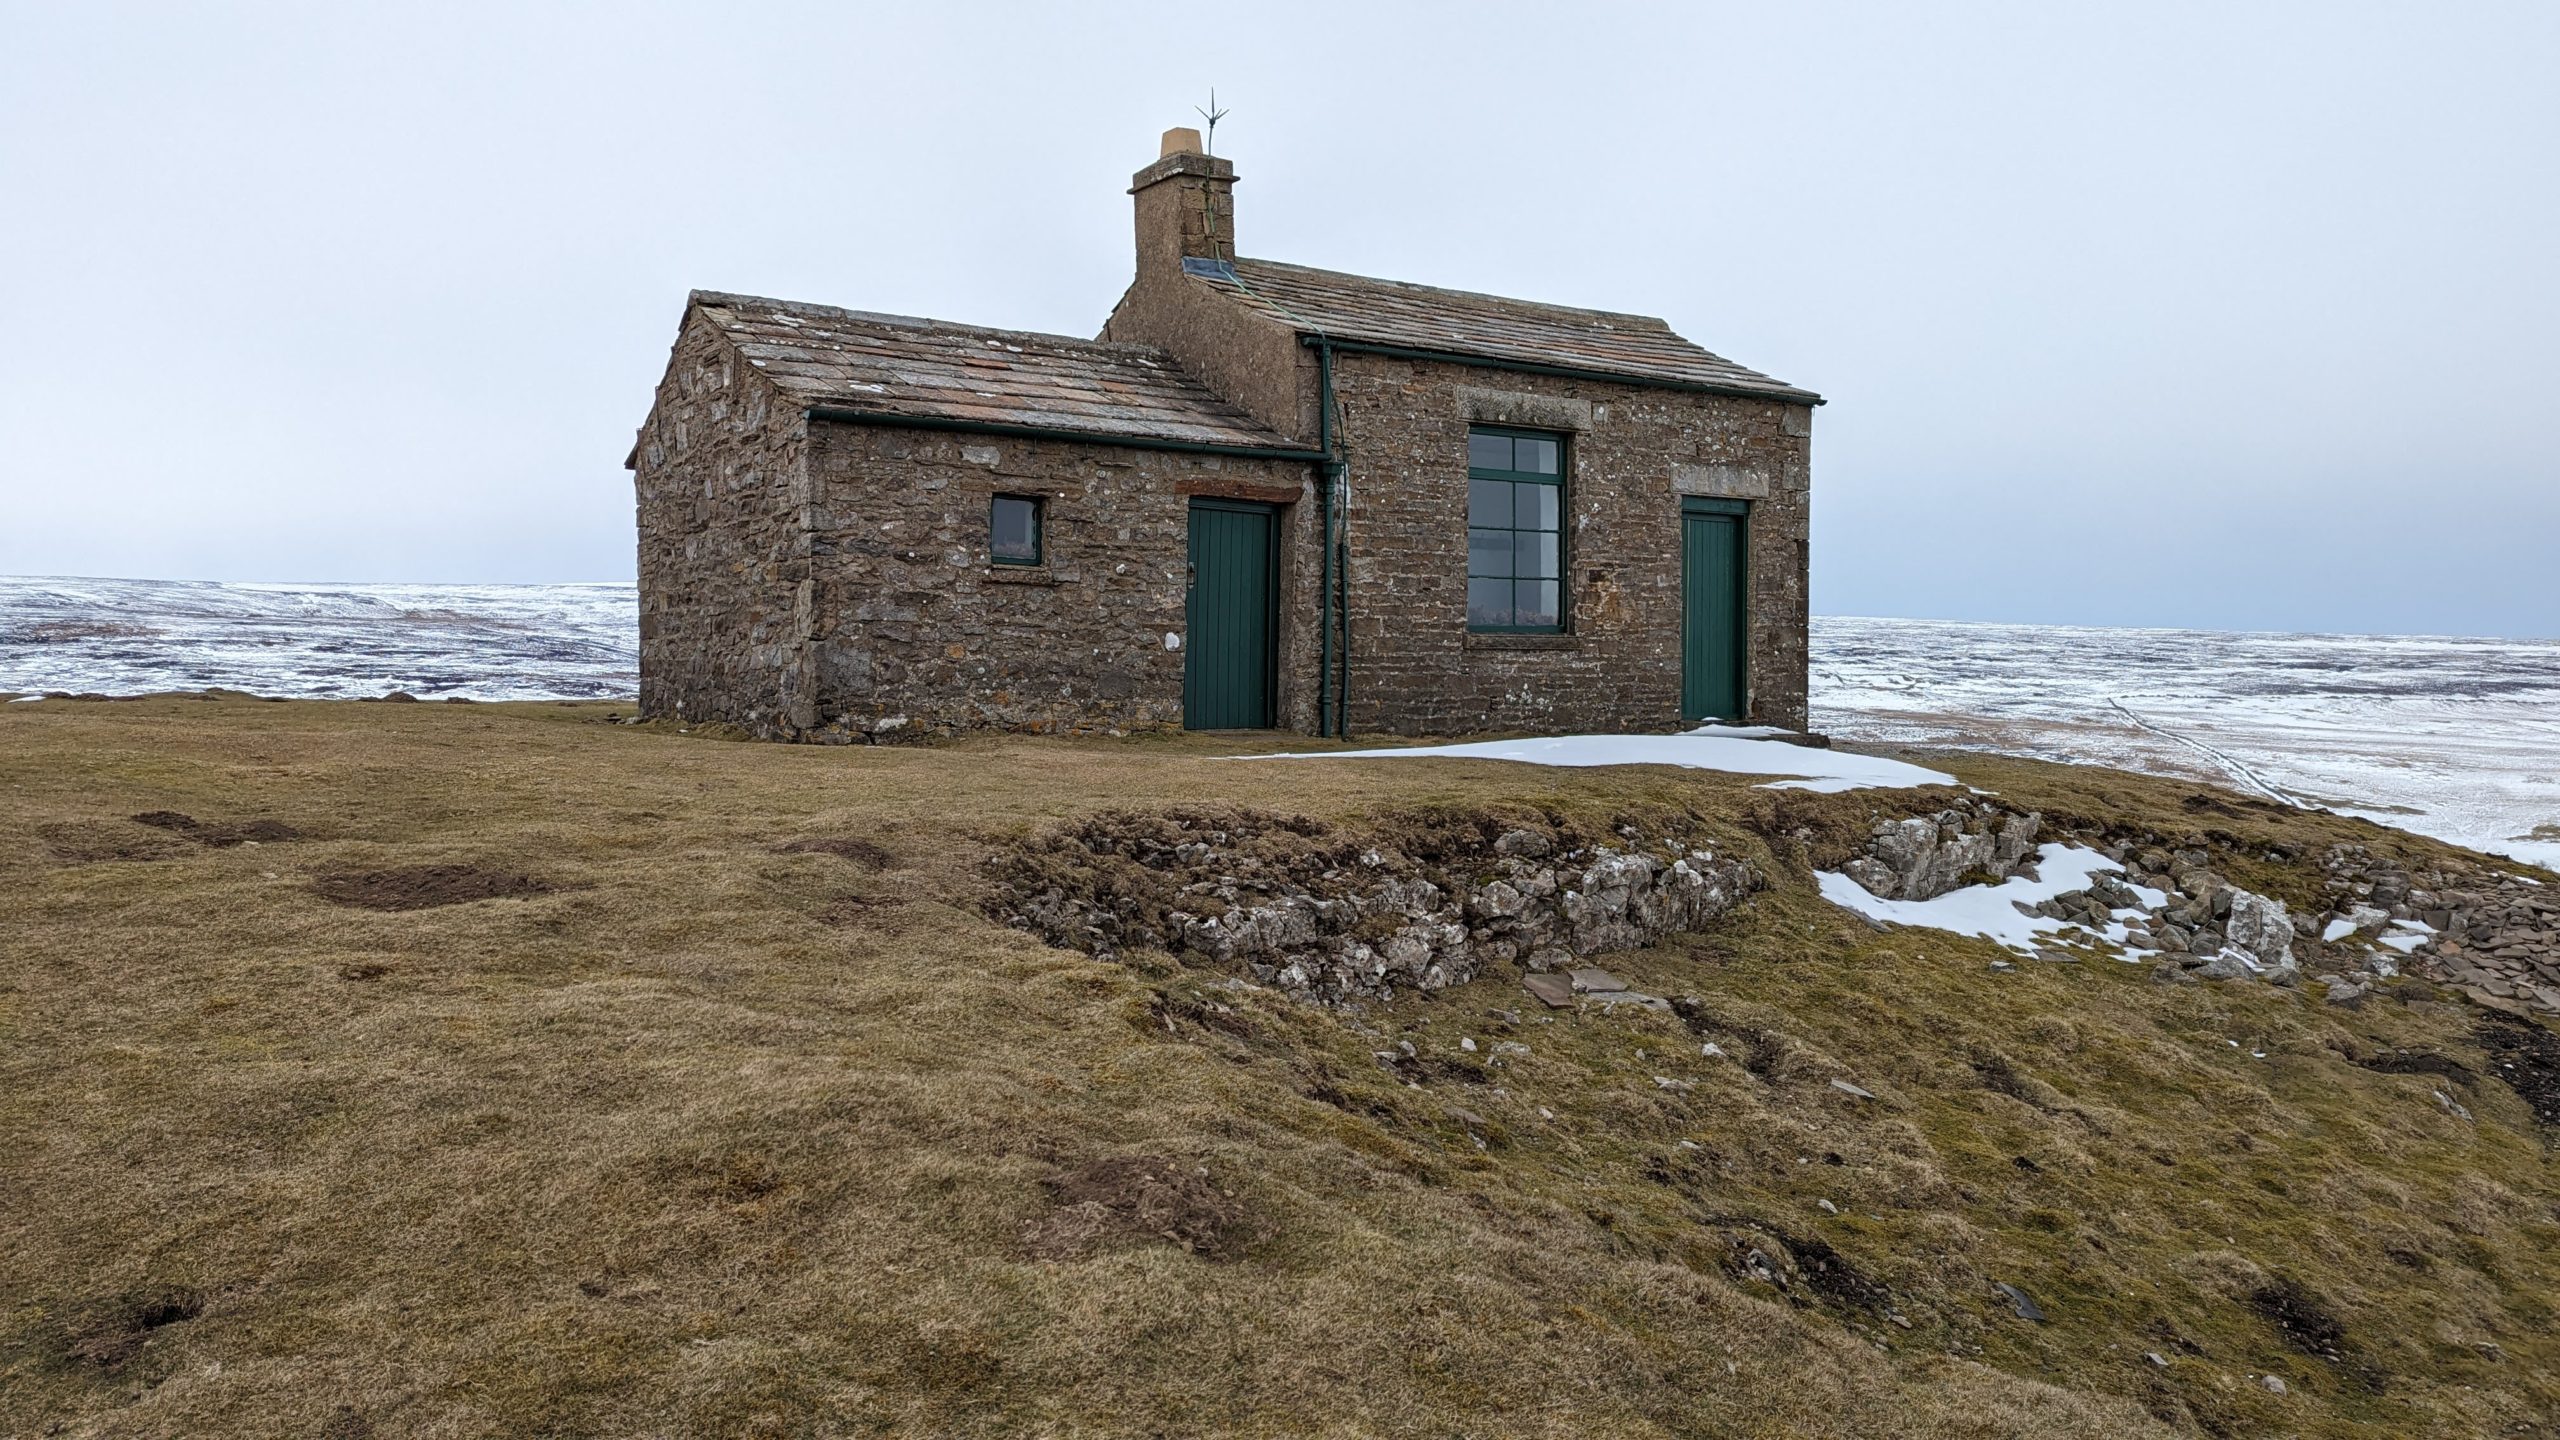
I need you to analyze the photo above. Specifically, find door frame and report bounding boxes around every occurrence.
[1184,497,1281,730]
[1679,496,1751,724]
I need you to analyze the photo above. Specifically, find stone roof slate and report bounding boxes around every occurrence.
[689,290,1306,451]
[1188,258,1820,404]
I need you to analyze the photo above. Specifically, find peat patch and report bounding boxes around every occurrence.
[132,811,302,847]
[311,865,555,911]
[52,1285,203,1369]
[1021,1154,1251,1262]
[2477,1014,2560,1129]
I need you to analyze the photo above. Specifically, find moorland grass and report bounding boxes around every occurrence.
[2,696,2554,1437]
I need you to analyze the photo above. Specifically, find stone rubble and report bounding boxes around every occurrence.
[1837,802,2043,901]
[1837,807,2556,1009]
[2309,842,2560,1017]
[993,810,1762,1007]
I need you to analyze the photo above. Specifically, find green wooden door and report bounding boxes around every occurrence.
[1681,499,1749,723]
[1185,499,1277,729]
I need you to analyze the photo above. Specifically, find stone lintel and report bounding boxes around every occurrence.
[1457,386,1592,433]
[1176,476,1305,504]
[1671,462,1770,500]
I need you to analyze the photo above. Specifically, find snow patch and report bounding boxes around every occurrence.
[1816,843,2139,954]
[1252,732,1954,794]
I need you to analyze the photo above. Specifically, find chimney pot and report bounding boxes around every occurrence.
[1160,126,1204,158]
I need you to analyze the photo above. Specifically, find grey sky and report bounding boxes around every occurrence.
[4,1,2553,636]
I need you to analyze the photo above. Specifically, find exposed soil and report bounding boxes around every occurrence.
[2352,1049,2477,1086]
[309,865,555,911]
[53,1286,202,1368]
[2248,1277,2349,1363]
[1706,1215,1891,1313]
[1021,1154,1251,1262]
[2476,1014,2560,1129]
[132,811,302,847]
[772,836,898,870]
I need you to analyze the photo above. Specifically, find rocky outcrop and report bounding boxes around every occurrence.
[989,808,1762,1006]
[1839,803,2042,901]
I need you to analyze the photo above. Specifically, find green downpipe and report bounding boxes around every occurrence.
[1316,341,1349,739]
[1316,342,1335,740]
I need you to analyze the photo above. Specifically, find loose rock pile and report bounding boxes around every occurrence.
[2073,844,2301,982]
[1831,809,2559,1012]
[1835,815,2307,981]
[2312,843,2560,1016]
[989,808,1761,1006]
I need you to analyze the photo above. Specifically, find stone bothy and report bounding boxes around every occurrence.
[629,129,1822,740]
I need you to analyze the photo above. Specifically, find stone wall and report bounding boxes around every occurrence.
[631,308,813,730]
[800,423,1318,738]
[1328,352,1813,734]
[989,807,1763,1007]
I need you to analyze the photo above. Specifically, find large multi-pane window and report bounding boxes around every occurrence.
[1466,426,1564,631]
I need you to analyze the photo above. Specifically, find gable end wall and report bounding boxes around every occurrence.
[632,309,816,732]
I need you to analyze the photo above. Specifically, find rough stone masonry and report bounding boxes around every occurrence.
[631,128,1819,740]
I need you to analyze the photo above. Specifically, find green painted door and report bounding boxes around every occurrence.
[1185,499,1277,729]
[1681,499,1749,722]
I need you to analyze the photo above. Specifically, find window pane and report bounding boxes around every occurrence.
[1467,478,1512,528]
[1468,578,1514,628]
[1515,436,1559,475]
[1522,531,1559,579]
[1468,527,1513,577]
[1467,432,1513,472]
[991,496,1039,563]
[1519,482,1559,530]
[1517,580,1560,628]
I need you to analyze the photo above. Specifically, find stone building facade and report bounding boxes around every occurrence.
[631,130,1820,740]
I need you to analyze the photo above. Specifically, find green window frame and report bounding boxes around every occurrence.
[990,494,1042,566]
[1466,425,1565,632]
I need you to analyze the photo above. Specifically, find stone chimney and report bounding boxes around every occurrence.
[1130,127,1236,275]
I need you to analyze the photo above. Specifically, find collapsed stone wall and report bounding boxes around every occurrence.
[987,808,1761,1006]
[1838,803,2044,900]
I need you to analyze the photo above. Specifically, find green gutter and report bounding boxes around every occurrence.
[804,405,1328,462]
[1295,336,1823,407]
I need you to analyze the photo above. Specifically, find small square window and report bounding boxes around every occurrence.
[991,495,1042,566]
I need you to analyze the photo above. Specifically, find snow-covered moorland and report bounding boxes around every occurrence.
[1,578,2551,871]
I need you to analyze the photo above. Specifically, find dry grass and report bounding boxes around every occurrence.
[2,697,2555,1438]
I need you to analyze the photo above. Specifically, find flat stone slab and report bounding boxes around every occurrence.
[1588,990,1671,1012]
[1522,973,1576,1009]
[1568,968,1628,993]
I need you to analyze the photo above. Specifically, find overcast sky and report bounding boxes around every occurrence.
[3,1,2553,637]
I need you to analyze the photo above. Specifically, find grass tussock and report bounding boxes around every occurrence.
[1,696,2556,1437]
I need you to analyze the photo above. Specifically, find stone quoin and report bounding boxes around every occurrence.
[629,128,1822,740]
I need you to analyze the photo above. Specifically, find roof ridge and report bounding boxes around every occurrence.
[1223,259,1675,331]
[689,290,1187,361]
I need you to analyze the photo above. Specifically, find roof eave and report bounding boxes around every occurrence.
[1297,335,1823,406]
[802,403,1326,463]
